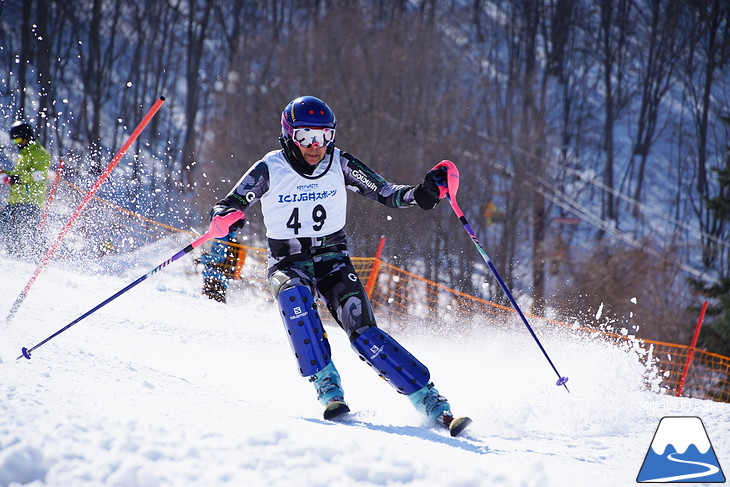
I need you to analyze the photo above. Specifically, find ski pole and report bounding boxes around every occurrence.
[432,160,570,392]
[17,210,243,360]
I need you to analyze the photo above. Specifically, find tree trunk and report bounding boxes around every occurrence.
[17,0,32,118]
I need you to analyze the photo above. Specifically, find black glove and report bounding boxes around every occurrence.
[210,206,246,232]
[7,174,20,186]
[413,168,446,210]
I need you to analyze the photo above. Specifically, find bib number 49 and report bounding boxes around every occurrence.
[287,204,327,235]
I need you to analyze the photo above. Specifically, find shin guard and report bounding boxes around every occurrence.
[351,327,430,395]
[278,285,331,376]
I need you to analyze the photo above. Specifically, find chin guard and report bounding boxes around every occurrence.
[351,327,430,395]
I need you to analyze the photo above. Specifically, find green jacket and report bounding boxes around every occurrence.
[6,140,50,206]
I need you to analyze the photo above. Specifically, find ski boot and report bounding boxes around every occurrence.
[408,382,472,437]
[203,278,227,303]
[310,361,350,420]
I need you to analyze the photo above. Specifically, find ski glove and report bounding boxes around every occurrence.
[209,207,245,238]
[413,167,447,210]
[1,173,19,186]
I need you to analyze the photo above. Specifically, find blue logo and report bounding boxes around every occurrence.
[637,416,725,483]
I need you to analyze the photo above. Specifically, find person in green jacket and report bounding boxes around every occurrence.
[0,121,50,259]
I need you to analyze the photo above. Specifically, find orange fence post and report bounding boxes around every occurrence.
[365,236,386,297]
[676,301,709,397]
[233,242,246,280]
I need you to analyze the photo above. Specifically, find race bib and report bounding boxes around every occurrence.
[261,155,348,239]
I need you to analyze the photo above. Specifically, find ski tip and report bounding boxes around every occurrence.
[449,416,473,437]
[323,401,350,421]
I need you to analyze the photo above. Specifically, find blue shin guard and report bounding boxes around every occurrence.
[278,285,331,376]
[351,327,430,395]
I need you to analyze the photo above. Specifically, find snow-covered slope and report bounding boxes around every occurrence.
[1,239,728,487]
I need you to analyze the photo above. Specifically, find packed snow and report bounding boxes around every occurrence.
[1,235,728,487]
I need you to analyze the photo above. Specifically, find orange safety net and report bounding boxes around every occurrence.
[638,341,730,403]
[47,183,729,405]
[357,259,730,404]
[169,246,730,404]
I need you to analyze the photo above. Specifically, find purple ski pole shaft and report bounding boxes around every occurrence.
[17,232,214,360]
[432,160,569,392]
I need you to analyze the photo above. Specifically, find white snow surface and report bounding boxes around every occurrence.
[1,236,729,487]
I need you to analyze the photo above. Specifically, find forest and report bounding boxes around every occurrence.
[1,0,729,350]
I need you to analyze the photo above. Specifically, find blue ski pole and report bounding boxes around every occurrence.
[432,160,569,392]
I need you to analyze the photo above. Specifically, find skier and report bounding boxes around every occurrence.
[0,121,50,259]
[208,96,470,435]
[195,232,244,303]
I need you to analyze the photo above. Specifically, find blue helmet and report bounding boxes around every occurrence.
[281,96,336,144]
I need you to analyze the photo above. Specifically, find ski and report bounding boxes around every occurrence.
[446,416,473,437]
[323,400,351,420]
[322,404,472,437]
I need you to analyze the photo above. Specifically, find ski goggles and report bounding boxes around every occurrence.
[291,127,335,148]
[12,137,23,144]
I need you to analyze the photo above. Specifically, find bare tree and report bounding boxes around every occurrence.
[623,0,682,215]
[2,0,729,343]
[681,0,730,268]
[557,239,697,344]
[179,0,214,190]
[15,0,32,119]
[72,0,124,176]
[597,0,633,229]
[203,2,484,284]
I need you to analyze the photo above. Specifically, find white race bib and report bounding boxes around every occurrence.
[261,153,348,239]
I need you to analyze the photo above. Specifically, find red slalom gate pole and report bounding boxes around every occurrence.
[676,301,708,397]
[5,96,166,323]
[39,156,65,231]
[365,236,386,297]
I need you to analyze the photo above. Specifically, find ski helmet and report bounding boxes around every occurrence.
[280,96,336,146]
[9,121,34,140]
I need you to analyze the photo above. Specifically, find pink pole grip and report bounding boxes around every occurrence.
[431,160,463,218]
[208,210,245,238]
